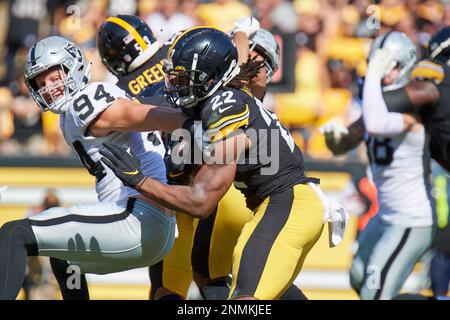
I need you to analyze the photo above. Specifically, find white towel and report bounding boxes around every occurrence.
[308,183,349,248]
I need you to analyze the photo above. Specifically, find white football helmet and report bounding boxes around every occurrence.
[24,36,91,114]
[368,31,418,91]
[249,29,280,84]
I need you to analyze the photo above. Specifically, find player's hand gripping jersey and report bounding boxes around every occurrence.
[61,82,167,202]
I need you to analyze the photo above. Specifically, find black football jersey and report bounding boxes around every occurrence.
[116,44,169,97]
[410,59,450,171]
[192,87,317,210]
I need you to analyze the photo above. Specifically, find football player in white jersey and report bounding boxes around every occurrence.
[0,36,189,300]
[324,32,436,299]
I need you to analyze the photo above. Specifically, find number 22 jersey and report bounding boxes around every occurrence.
[60,82,167,202]
[193,87,318,210]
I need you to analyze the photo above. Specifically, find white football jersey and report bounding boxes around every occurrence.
[366,126,434,227]
[61,82,167,202]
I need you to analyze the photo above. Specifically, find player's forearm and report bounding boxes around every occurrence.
[363,75,405,136]
[324,117,365,155]
[137,178,214,218]
[143,104,189,133]
[385,80,439,114]
[92,99,188,135]
[124,103,188,133]
[328,133,363,155]
[233,31,250,65]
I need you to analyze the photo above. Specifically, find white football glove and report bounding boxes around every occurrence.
[320,121,349,145]
[232,16,260,37]
[366,48,397,80]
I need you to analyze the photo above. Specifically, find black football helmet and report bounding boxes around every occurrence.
[97,15,160,77]
[164,27,240,108]
[426,26,450,66]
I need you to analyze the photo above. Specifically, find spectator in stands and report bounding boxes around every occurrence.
[179,0,200,25]
[47,0,76,35]
[4,0,49,85]
[0,87,14,149]
[108,0,138,16]
[196,0,251,32]
[58,0,108,82]
[2,76,44,156]
[145,0,196,42]
[259,0,298,33]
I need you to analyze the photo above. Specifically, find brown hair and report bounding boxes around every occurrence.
[226,55,265,89]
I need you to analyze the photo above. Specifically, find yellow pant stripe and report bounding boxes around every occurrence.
[230,184,324,299]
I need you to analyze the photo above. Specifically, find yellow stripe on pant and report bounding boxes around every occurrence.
[192,184,253,279]
[229,183,324,300]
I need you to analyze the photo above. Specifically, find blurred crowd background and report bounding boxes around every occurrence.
[0,0,448,160]
[0,0,449,299]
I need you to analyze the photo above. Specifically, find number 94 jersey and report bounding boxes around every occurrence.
[61,82,167,202]
[197,87,317,210]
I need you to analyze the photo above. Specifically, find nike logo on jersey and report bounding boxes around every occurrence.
[218,106,233,113]
[169,171,185,178]
[124,170,139,175]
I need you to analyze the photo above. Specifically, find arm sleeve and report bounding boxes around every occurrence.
[383,87,415,113]
[362,74,405,136]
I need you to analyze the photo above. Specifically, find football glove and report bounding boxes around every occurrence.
[164,134,197,185]
[99,142,146,190]
[320,120,349,145]
[232,16,260,37]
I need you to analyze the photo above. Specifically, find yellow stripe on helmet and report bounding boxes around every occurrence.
[106,17,148,51]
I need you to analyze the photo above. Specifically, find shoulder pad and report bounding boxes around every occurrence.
[201,89,250,143]
[410,59,444,85]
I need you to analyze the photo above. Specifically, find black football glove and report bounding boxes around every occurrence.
[99,142,146,189]
[163,133,196,185]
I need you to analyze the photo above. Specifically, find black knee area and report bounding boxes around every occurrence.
[50,258,90,300]
[149,261,163,300]
[280,284,308,300]
[0,219,38,256]
[158,294,184,300]
[200,278,230,300]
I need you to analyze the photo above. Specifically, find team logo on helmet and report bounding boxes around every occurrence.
[64,43,83,63]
